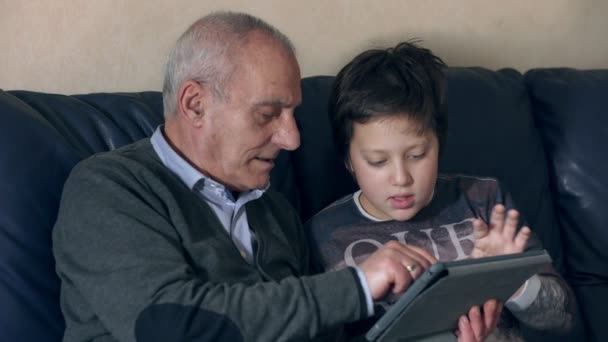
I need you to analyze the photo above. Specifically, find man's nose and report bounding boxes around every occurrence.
[272,112,300,151]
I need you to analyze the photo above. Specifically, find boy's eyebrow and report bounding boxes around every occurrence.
[360,139,430,152]
[361,146,427,154]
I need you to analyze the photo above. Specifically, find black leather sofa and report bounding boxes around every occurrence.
[1,67,606,341]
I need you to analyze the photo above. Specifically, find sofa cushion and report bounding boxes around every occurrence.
[525,68,608,342]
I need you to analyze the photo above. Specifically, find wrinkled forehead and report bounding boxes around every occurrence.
[226,36,301,105]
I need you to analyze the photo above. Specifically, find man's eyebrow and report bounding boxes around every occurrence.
[252,99,300,108]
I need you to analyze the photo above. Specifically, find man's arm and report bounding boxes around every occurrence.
[53,157,366,342]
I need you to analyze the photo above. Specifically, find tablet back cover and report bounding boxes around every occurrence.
[367,250,551,342]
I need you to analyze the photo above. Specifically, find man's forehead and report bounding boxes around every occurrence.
[225,34,302,108]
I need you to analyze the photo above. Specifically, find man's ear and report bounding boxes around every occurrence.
[177,80,206,126]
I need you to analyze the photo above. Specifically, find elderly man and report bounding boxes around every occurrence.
[53,12,498,342]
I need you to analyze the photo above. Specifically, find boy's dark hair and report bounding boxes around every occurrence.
[328,40,447,162]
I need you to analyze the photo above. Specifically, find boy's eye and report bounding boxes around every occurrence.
[409,152,426,160]
[367,160,386,167]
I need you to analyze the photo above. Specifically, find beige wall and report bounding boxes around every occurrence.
[1,0,607,94]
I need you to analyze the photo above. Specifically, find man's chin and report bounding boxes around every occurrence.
[246,175,270,191]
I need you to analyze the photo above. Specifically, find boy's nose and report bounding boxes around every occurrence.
[392,164,412,186]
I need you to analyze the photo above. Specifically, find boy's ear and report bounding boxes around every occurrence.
[344,158,354,173]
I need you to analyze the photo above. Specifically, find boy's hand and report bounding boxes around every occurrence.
[470,205,530,258]
[455,299,503,342]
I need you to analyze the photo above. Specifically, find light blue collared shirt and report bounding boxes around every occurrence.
[150,126,266,264]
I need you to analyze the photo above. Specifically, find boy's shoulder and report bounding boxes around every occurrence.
[316,192,355,214]
[437,173,503,195]
[305,192,370,237]
[434,173,509,215]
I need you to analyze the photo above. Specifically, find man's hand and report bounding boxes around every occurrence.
[359,241,437,300]
[455,299,503,342]
[471,205,530,259]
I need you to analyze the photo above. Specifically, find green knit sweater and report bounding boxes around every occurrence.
[53,139,366,342]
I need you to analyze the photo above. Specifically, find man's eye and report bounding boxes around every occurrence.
[260,108,281,118]
[258,112,276,123]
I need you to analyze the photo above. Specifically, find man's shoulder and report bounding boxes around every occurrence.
[72,139,156,173]
[67,138,166,188]
[82,138,154,163]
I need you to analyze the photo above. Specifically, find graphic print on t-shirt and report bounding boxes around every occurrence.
[333,218,476,271]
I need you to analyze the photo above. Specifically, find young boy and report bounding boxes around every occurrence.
[306,41,574,339]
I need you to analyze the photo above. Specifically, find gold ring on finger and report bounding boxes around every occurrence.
[405,264,417,273]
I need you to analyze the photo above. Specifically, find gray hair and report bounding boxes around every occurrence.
[162,11,296,118]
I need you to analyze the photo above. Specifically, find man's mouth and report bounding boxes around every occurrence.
[255,157,275,167]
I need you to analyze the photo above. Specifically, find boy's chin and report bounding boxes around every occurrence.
[388,208,420,221]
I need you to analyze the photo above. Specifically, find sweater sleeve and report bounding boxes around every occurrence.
[53,156,366,342]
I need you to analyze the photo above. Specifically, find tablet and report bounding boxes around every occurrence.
[365,249,552,342]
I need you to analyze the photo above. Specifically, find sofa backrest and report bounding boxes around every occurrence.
[442,68,563,268]
[292,69,564,269]
[291,69,586,341]
[0,89,299,342]
[525,69,608,342]
[0,90,164,341]
[2,67,604,341]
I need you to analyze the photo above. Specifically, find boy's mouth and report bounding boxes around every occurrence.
[389,194,415,209]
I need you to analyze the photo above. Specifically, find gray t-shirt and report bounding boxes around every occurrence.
[306,174,542,273]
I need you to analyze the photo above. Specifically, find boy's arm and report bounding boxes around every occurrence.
[496,185,576,333]
[506,269,575,332]
[471,204,575,333]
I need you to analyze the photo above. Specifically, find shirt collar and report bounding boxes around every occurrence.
[150,126,269,202]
